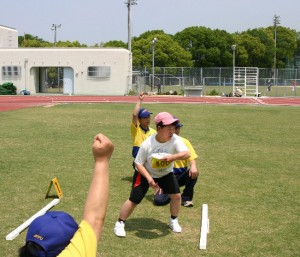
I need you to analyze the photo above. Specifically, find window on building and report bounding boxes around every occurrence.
[87,66,111,78]
[1,66,21,78]
[2,67,6,76]
[7,66,12,76]
[13,66,19,76]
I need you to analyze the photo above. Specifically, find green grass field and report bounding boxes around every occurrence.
[0,103,299,257]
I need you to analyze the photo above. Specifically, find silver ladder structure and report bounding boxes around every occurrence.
[234,67,259,97]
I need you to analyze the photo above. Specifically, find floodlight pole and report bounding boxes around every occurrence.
[151,38,157,91]
[125,0,137,52]
[51,24,61,46]
[273,15,280,87]
[125,0,137,94]
[231,44,236,95]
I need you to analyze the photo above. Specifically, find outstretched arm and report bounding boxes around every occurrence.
[83,133,114,242]
[132,92,144,126]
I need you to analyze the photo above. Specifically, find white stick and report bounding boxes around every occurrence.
[6,198,60,240]
[199,203,209,250]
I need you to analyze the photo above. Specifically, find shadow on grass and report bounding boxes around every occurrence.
[126,217,170,239]
[144,194,157,204]
[121,176,133,183]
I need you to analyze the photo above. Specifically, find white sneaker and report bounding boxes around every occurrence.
[183,200,194,207]
[114,221,126,237]
[169,218,182,233]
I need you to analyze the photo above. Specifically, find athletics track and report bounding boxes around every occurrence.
[0,95,300,112]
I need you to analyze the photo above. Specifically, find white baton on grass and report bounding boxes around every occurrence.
[6,198,60,240]
[199,203,209,250]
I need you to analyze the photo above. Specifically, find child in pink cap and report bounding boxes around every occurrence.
[114,112,190,237]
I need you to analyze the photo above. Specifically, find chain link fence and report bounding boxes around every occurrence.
[132,67,300,97]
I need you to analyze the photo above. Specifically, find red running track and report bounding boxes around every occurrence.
[0,95,300,112]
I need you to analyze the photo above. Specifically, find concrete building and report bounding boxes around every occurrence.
[0,25,131,95]
[0,25,18,48]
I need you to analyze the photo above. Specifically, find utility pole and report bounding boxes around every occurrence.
[51,24,61,46]
[273,15,280,86]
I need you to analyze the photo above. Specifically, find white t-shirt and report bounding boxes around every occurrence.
[134,133,188,178]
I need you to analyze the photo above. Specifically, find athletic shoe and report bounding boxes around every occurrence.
[114,221,126,237]
[182,200,194,207]
[169,218,182,233]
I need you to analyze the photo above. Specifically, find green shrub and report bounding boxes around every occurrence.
[208,88,219,96]
[0,82,17,95]
[127,89,136,96]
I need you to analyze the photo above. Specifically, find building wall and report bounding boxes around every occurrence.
[0,25,18,48]
[0,48,130,95]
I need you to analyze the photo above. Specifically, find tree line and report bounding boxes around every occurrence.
[18,26,300,69]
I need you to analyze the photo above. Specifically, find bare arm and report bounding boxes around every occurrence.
[189,159,199,179]
[162,151,190,162]
[132,92,144,126]
[83,133,114,242]
[135,162,158,190]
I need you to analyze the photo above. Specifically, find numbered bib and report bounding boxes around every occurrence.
[151,158,171,169]
[151,153,171,170]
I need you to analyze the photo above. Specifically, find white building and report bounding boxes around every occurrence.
[0,25,131,95]
[0,25,18,48]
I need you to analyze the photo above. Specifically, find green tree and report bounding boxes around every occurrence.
[245,28,274,67]
[234,32,267,67]
[131,30,192,69]
[56,40,87,47]
[174,26,234,67]
[17,26,300,69]
[18,34,88,48]
[18,34,52,47]
[103,40,127,48]
[266,26,298,68]
[296,32,300,55]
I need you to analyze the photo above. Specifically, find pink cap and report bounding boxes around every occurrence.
[154,112,179,125]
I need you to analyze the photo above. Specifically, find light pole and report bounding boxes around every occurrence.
[51,24,61,46]
[125,1,137,94]
[125,0,137,52]
[273,15,280,87]
[231,44,236,95]
[151,38,157,91]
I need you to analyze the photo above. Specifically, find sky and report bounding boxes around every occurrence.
[1,0,300,46]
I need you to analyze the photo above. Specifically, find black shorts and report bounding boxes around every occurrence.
[129,171,180,204]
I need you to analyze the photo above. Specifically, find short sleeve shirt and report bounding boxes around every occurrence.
[173,136,198,174]
[58,220,97,257]
[134,133,188,178]
[131,123,156,158]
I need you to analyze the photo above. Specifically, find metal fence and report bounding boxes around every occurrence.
[133,67,300,97]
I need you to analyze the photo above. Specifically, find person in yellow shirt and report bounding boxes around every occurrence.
[131,92,156,159]
[154,122,199,207]
[114,112,190,237]
[19,133,114,257]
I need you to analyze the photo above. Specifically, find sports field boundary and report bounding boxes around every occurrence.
[0,95,299,112]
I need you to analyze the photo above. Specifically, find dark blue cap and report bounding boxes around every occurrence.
[138,108,152,118]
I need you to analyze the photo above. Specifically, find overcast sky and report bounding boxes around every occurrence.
[2,0,299,46]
